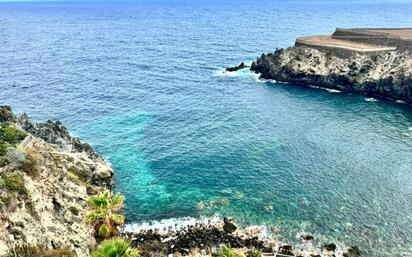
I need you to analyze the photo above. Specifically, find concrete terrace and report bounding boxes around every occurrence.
[295,28,412,55]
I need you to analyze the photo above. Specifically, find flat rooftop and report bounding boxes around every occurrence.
[337,28,412,40]
[296,35,396,52]
[295,28,412,54]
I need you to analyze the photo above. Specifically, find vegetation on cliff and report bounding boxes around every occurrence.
[0,106,114,257]
[90,238,138,257]
[85,191,125,239]
[212,245,243,257]
[0,124,26,167]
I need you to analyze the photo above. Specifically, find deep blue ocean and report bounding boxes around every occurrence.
[1,0,412,256]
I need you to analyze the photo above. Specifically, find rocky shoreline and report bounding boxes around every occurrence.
[122,216,360,257]
[250,46,412,104]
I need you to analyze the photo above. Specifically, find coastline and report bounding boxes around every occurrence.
[250,33,412,105]
[121,215,356,257]
[0,106,360,257]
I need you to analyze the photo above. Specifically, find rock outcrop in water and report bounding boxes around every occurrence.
[0,106,113,257]
[251,47,412,104]
[225,62,249,72]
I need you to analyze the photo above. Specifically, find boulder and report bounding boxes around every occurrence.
[225,62,249,72]
[279,245,294,256]
[343,246,361,257]
[323,243,337,251]
[223,217,237,234]
[0,106,17,123]
[300,234,314,241]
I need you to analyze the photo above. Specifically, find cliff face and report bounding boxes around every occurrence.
[0,106,113,257]
[251,47,412,104]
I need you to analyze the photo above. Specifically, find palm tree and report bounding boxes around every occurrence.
[91,238,139,257]
[85,191,125,238]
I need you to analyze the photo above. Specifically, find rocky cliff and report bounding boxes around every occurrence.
[251,47,412,104]
[0,106,113,257]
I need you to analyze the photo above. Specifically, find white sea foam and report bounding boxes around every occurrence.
[364,97,378,102]
[324,88,341,93]
[123,214,223,234]
[253,74,277,83]
[308,85,341,93]
[123,215,272,241]
[213,62,256,78]
[213,68,239,77]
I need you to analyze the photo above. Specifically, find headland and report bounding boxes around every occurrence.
[250,28,412,104]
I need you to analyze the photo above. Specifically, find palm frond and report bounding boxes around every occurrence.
[91,238,138,257]
[111,193,125,209]
[87,195,109,209]
[111,214,125,225]
[85,212,102,224]
[98,224,110,238]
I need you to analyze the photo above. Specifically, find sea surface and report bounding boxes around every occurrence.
[1,0,412,256]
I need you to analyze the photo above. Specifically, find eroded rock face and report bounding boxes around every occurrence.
[0,106,114,257]
[17,113,98,158]
[251,47,412,104]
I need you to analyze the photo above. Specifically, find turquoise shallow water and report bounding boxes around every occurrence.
[1,0,412,256]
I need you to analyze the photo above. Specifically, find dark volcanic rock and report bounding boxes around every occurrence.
[279,245,294,256]
[0,106,98,158]
[323,243,337,251]
[262,246,274,253]
[18,113,97,157]
[125,224,264,256]
[225,62,249,72]
[301,234,314,241]
[223,217,237,234]
[0,105,17,123]
[343,246,361,257]
[250,47,412,104]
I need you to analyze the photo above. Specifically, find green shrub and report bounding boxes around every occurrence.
[7,244,76,257]
[67,170,82,185]
[18,153,40,177]
[67,166,89,183]
[0,124,27,145]
[0,143,8,156]
[91,238,139,257]
[0,193,13,206]
[0,156,9,167]
[245,249,261,257]
[0,124,27,168]
[0,172,27,195]
[212,245,242,257]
